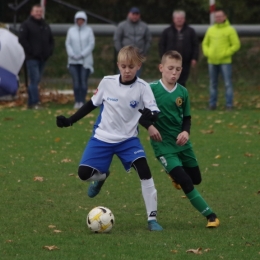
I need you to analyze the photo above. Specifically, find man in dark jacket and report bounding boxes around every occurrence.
[159,10,199,87]
[19,4,54,109]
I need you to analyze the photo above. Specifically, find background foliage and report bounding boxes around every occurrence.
[2,0,260,24]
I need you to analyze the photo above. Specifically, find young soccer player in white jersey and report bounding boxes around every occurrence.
[139,50,220,228]
[56,45,163,231]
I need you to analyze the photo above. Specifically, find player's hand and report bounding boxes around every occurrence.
[138,108,155,120]
[148,125,162,142]
[56,115,72,128]
[176,131,189,146]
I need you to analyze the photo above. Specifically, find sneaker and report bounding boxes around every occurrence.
[168,175,181,190]
[28,104,43,110]
[87,171,110,198]
[208,105,216,111]
[79,102,84,108]
[206,214,220,228]
[73,102,80,109]
[148,220,163,231]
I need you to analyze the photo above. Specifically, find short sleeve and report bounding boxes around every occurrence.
[91,79,105,106]
[142,84,160,112]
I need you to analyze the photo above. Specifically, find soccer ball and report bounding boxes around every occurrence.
[87,206,115,233]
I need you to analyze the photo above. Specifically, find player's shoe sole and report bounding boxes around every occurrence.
[148,220,163,231]
[206,217,220,228]
[168,175,181,190]
[87,171,110,198]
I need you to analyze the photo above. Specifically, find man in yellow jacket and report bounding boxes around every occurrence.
[202,10,240,110]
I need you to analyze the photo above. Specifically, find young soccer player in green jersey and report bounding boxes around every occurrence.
[139,50,220,228]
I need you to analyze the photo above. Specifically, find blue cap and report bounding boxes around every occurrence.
[129,7,140,13]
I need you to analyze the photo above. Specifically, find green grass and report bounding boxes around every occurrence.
[1,97,260,259]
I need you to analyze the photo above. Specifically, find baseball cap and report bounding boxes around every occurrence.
[129,7,140,14]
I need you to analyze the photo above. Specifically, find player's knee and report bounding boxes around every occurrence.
[169,166,194,194]
[78,165,93,181]
[183,166,202,185]
[132,157,152,180]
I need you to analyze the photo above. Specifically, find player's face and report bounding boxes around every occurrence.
[76,18,85,26]
[31,7,43,20]
[159,58,182,85]
[117,61,141,82]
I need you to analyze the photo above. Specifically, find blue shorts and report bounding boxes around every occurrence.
[80,137,146,173]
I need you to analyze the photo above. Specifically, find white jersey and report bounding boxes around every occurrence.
[91,75,159,143]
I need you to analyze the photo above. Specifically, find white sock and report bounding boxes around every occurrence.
[141,178,157,221]
[86,170,106,182]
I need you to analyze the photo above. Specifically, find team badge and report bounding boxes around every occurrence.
[130,100,139,108]
[176,97,183,106]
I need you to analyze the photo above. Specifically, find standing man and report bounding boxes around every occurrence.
[113,7,151,77]
[202,10,240,111]
[159,10,199,87]
[19,4,54,109]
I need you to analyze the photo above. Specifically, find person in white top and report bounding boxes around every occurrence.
[56,45,163,231]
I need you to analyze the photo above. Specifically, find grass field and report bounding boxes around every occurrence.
[1,35,260,260]
[1,93,260,259]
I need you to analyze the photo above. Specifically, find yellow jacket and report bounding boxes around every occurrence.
[202,20,240,64]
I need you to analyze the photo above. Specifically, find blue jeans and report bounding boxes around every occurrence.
[69,65,90,103]
[208,63,233,108]
[26,60,45,106]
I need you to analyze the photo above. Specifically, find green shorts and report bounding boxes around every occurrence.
[157,148,198,173]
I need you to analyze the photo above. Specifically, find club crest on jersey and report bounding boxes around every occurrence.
[130,100,139,108]
[176,97,183,106]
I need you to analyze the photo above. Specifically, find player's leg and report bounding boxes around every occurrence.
[132,158,163,231]
[169,166,219,227]
[116,137,162,231]
[78,137,113,198]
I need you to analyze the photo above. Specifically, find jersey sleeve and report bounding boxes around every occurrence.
[183,90,191,117]
[142,84,160,112]
[91,79,105,106]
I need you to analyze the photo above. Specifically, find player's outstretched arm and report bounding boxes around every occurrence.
[56,100,97,128]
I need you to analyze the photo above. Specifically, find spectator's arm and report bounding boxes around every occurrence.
[143,26,152,55]
[65,29,75,57]
[81,28,95,57]
[113,24,123,53]
[225,28,241,56]
[18,23,31,55]
[48,25,55,57]
[158,29,167,58]
[191,28,199,61]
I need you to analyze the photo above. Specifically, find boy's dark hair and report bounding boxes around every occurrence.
[161,50,182,64]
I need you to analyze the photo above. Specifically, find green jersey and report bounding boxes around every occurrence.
[150,80,192,156]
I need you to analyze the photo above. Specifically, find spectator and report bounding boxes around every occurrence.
[18,4,54,109]
[113,7,151,77]
[159,10,199,87]
[202,10,240,111]
[65,11,95,109]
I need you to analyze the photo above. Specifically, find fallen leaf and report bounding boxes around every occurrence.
[50,150,57,154]
[61,158,72,163]
[241,125,247,129]
[48,225,56,228]
[3,117,14,121]
[43,245,59,251]
[200,129,214,134]
[5,240,13,243]
[34,176,43,182]
[86,113,94,117]
[54,137,61,142]
[215,155,221,159]
[212,164,219,167]
[170,250,178,253]
[215,120,222,123]
[244,153,253,157]
[204,248,211,252]
[53,230,62,233]
[186,247,202,254]
[181,196,187,199]
[68,173,75,176]
[89,120,94,125]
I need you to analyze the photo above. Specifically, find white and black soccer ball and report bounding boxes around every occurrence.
[87,206,115,233]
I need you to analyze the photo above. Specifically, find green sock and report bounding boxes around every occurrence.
[186,188,213,217]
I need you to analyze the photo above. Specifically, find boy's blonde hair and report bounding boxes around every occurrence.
[117,45,146,65]
[161,50,182,64]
